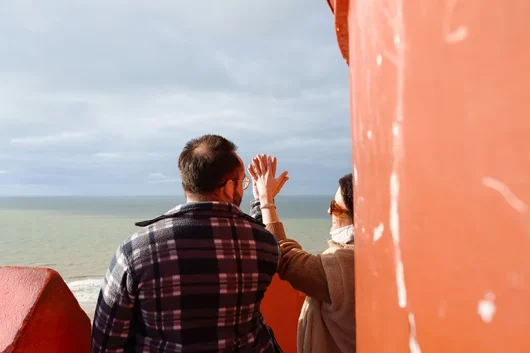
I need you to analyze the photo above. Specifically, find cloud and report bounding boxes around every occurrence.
[10,132,91,146]
[148,173,180,184]
[94,152,123,159]
[0,0,351,196]
[0,170,8,174]
[263,137,351,152]
[149,173,166,179]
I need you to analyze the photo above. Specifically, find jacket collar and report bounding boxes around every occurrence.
[135,201,263,228]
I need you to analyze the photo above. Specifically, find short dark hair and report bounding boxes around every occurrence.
[178,134,241,194]
[339,173,354,221]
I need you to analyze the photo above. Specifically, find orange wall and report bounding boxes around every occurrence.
[0,267,304,353]
[337,0,530,352]
[261,275,305,352]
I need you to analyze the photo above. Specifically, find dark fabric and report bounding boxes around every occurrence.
[249,198,263,223]
[91,201,281,353]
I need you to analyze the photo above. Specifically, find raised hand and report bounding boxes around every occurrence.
[248,154,288,202]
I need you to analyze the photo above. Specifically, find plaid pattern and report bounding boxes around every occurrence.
[249,199,262,222]
[91,201,281,353]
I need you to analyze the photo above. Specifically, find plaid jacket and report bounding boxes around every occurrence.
[91,201,281,353]
[249,199,262,222]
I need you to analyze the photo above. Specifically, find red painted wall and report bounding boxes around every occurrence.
[327,0,530,351]
[0,267,91,353]
[261,275,306,353]
[0,269,302,353]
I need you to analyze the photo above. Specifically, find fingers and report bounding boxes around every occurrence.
[258,154,267,174]
[252,157,261,174]
[273,171,289,196]
[278,170,288,180]
[266,155,273,175]
[251,154,279,176]
[278,176,289,191]
[247,164,258,180]
[271,156,277,176]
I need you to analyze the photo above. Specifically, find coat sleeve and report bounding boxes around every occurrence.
[265,221,331,303]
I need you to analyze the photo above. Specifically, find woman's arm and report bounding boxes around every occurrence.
[264,221,330,303]
[248,155,330,300]
[259,194,281,228]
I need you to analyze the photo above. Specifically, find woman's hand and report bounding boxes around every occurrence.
[250,174,289,200]
[248,154,288,202]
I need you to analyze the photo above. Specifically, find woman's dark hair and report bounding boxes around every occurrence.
[338,173,354,221]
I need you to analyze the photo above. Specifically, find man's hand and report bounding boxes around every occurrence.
[248,154,289,202]
[250,175,288,200]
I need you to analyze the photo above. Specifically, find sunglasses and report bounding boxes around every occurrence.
[330,200,349,216]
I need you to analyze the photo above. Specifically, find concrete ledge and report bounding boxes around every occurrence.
[0,266,91,353]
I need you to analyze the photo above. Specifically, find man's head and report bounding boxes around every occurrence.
[178,134,248,206]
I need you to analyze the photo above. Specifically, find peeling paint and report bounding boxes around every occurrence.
[445,26,468,43]
[376,54,383,66]
[373,222,384,242]
[390,173,406,308]
[443,0,469,43]
[482,177,528,213]
[389,0,407,310]
[408,312,422,353]
[477,292,496,323]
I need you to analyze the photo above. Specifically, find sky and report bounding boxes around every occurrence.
[0,1,351,196]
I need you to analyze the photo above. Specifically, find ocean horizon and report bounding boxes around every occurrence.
[0,195,333,317]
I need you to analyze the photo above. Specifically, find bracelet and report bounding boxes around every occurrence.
[261,203,276,209]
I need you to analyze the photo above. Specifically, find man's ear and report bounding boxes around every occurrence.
[220,181,233,198]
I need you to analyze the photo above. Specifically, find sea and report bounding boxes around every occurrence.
[0,195,331,317]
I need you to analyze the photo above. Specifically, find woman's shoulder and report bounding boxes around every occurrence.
[324,240,354,253]
[321,241,354,270]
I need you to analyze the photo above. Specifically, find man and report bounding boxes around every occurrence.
[91,135,283,352]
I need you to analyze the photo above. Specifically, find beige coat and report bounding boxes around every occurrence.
[266,222,355,353]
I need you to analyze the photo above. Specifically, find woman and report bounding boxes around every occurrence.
[248,154,355,353]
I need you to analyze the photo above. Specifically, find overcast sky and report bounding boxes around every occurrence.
[0,1,351,196]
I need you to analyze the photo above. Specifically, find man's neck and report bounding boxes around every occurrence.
[186,193,227,203]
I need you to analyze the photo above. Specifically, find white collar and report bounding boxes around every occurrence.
[330,224,354,244]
